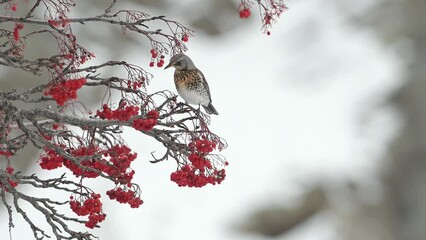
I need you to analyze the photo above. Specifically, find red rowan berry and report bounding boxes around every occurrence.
[182,35,189,42]
[6,166,14,174]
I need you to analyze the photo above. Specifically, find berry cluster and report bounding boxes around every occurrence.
[146,109,160,119]
[44,78,86,106]
[126,78,144,90]
[0,150,12,157]
[41,144,138,184]
[47,16,70,28]
[170,163,226,188]
[239,8,251,18]
[189,139,217,154]
[96,102,140,121]
[106,187,143,208]
[40,147,64,170]
[40,144,141,227]
[69,193,106,229]
[0,166,18,192]
[170,139,226,187]
[132,110,159,131]
[6,167,14,174]
[149,49,165,68]
[42,133,53,141]
[13,23,24,41]
[104,144,137,183]
[187,153,212,171]
[238,0,287,35]
[63,146,102,178]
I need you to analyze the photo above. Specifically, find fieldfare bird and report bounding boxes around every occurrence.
[164,53,219,115]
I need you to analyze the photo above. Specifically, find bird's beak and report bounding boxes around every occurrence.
[164,63,172,69]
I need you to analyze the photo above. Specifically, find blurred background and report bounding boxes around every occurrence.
[1,0,426,239]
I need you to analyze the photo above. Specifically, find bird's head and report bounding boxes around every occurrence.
[164,53,196,70]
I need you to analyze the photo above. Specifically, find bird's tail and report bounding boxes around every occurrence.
[203,103,219,115]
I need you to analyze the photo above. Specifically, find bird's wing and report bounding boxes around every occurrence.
[197,70,213,101]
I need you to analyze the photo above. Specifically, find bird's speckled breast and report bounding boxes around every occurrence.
[173,69,210,105]
[174,69,201,91]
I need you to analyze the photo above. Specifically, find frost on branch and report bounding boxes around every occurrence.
[0,0,226,239]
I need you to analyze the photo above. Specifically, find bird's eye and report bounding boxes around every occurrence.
[175,61,181,66]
